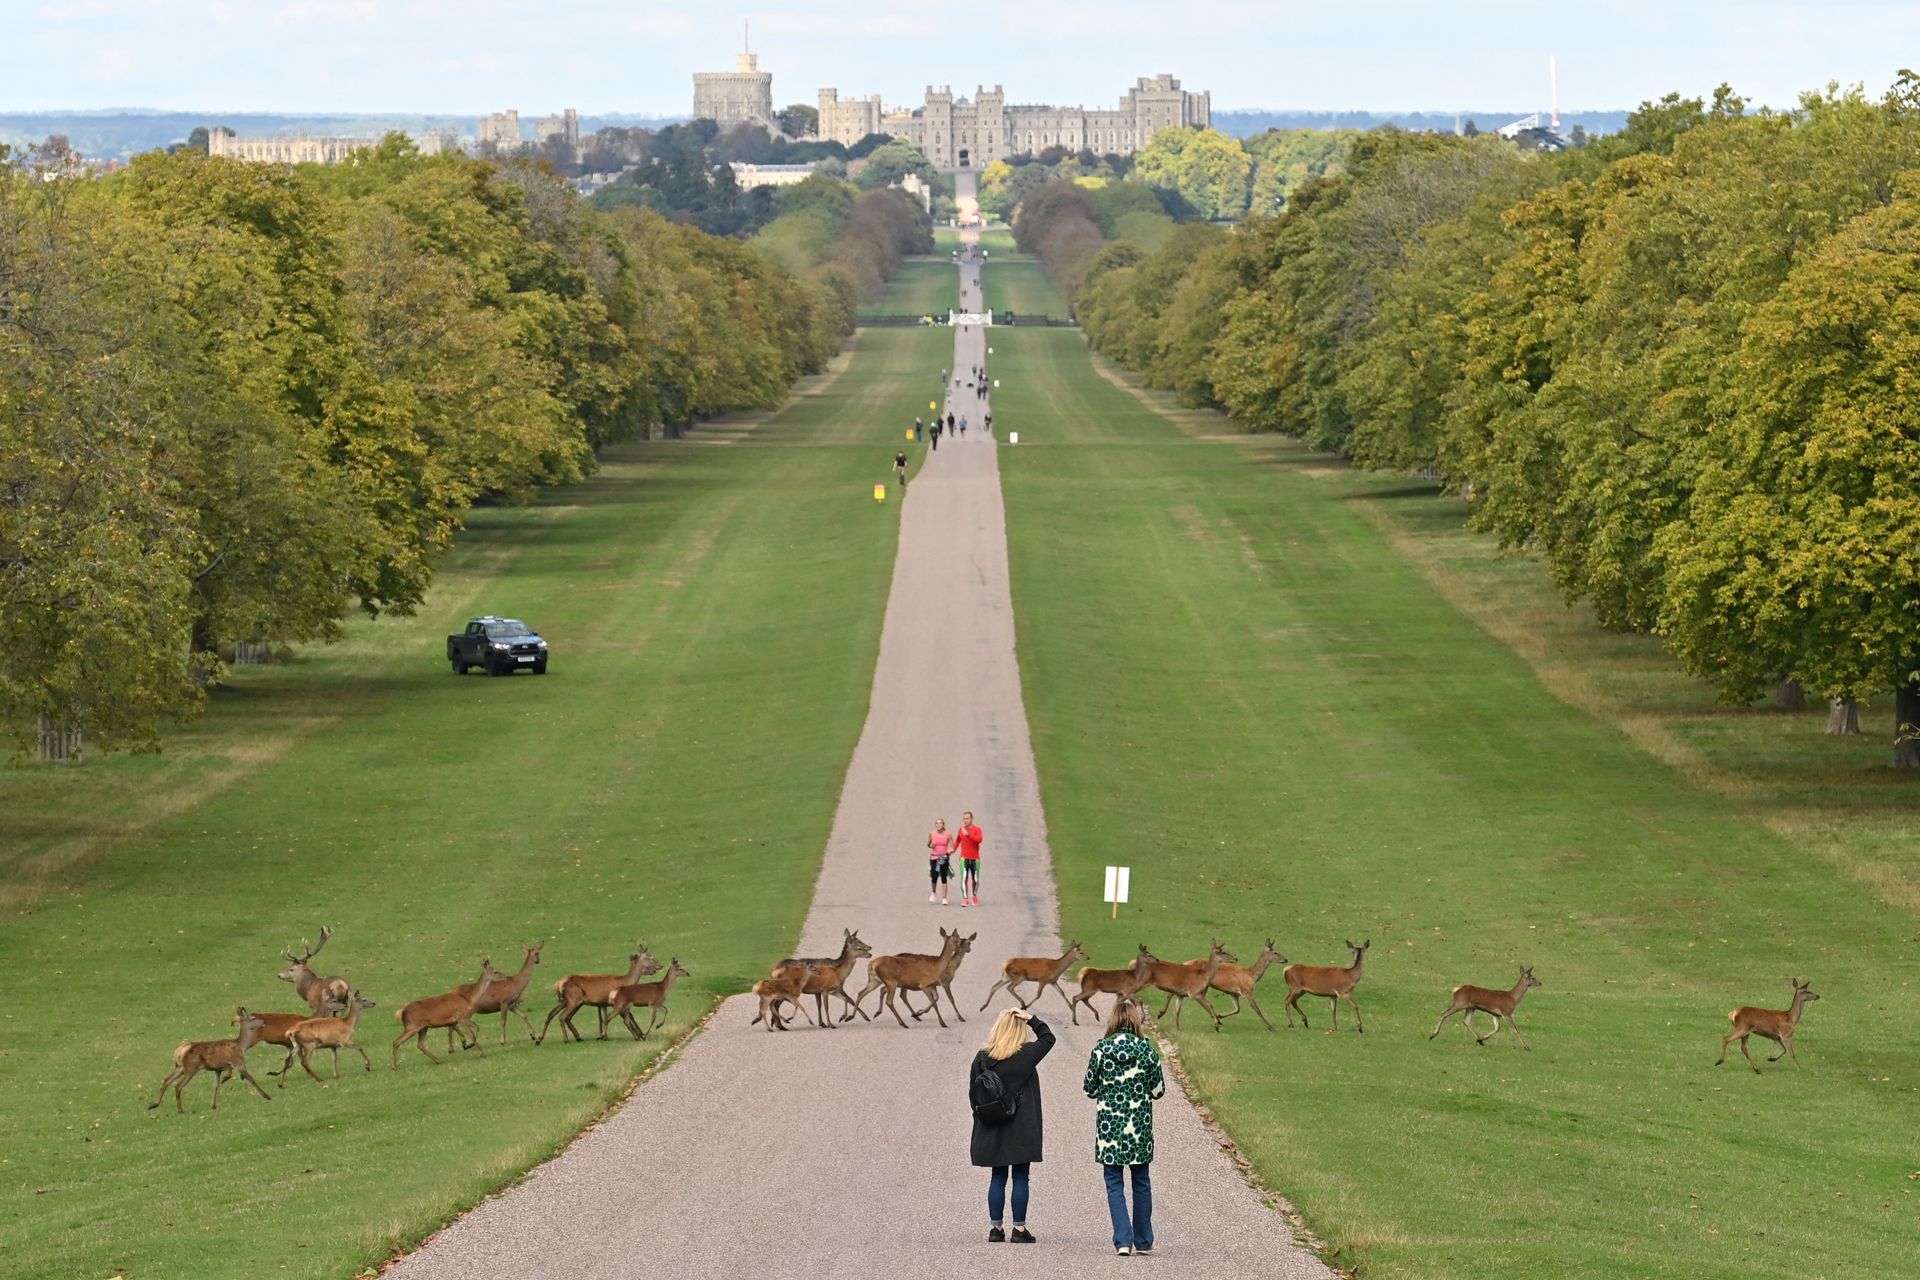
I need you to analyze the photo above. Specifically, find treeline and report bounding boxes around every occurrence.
[0,138,926,756]
[1075,83,1920,762]
[750,175,934,297]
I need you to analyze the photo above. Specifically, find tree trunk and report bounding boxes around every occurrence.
[1826,698,1861,736]
[36,717,81,763]
[1774,680,1806,711]
[1894,682,1920,769]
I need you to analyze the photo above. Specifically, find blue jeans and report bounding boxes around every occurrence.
[988,1163,1030,1225]
[1103,1163,1153,1249]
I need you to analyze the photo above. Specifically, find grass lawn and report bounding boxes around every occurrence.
[994,326,1919,1279]
[858,258,958,316]
[0,328,944,1280]
[981,255,1068,318]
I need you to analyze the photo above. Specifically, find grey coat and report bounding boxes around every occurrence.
[968,1016,1055,1167]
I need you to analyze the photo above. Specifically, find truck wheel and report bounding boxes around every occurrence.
[487,658,506,677]
[532,660,548,675]
[452,657,469,675]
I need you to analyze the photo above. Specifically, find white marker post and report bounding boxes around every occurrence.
[1104,865,1131,919]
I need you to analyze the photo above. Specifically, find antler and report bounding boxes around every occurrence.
[284,924,335,964]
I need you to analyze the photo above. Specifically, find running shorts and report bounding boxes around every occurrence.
[930,855,952,883]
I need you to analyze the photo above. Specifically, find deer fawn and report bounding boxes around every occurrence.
[446,940,545,1050]
[278,925,350,1017]
[1283,938,1370,1033]
[150,1008,273,1114]
[282,990,378,1085]
[392,961,506,1068]
[1066,944,1160,1026]
[1717,979,1820,1073]
[610,958,690,1041]
[979,940,1087,1013]
[1149,939,1237,1030]
[849,929,970,1028]
[1206,939,1288,1031]
[752,962,821,1031]
[539,946,662,1044]
[1431,967,1541,1049]
[905,926,977,1024]
[759,929,873,1028]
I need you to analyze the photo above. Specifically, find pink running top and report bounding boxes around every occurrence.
[929,831,952,859]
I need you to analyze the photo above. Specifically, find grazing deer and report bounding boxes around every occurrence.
[758,929,873,1028]
[905,926,978,1023]
[1430,967,1541,1049]
[278,926,350,1017]
[1717,979,1820,1073]
[150,1008,273,1114]
[538,945,662,1044]
[1066,944,1160,1026]
[752,962,821,1032]
[392,961,507,1068]
[979,940,1087,1014]
[1283,939,1370,1033]
[249,1003,344,1075]
[283,990,378,1085]
[848,929,970,1028]
[446,940,545,1051]
[1206,939,1288,1031]
[1148,939,1237,1030]
[611,958,690,1041]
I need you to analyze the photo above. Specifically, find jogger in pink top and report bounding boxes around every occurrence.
[928,818,954,905]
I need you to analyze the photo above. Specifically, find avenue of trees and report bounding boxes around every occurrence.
[0,138,927,757]
[1059,81,1920,763]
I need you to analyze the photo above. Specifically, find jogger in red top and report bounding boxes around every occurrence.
[956,812,984,907]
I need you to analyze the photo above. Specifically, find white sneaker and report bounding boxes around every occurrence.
[928,892,937,903]
[1117,1246,1132,1256]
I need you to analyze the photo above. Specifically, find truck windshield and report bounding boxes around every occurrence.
[485,621,533,638]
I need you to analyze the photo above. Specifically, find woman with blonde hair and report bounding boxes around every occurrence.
[1083,998,1166,1256]
[968,1006,1054,1243]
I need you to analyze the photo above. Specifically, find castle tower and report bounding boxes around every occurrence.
[693,51,775,130]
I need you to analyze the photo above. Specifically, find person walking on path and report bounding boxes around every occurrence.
[914,417,924,442]
[928,818,954,905]
[947,411,956,434]
[955,812,983,906]
[931,420,942,451]
[970,1007,1053,1244]
[1084,999,1167,1256]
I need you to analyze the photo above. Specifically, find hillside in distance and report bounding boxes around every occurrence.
[0,110,686,159]
[1214,107,1630,136]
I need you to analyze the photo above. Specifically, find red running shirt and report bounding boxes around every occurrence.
[955,825,984,861]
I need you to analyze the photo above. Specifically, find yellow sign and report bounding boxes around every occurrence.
[873,484,886,502]
[929,400,937,410]
[906,428,915,440]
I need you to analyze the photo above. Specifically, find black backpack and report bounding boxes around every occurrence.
[970,1059,1019,1125]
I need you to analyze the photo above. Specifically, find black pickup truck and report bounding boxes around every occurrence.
[447,616,549,676]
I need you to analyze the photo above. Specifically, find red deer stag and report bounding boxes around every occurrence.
[538,945,662,1044]
[392,961,507,1068]
[1066,944,1159,1026]
[848,929,971,1028]
[758,929,873,1028]
[1148,939,1236,1030]
[752,963,821,1032]
[149,1008,272,1114]
[277,926,350,1017]
[1716,979,1820,1073]
[1430,967,1541,1048]
[446,940,545,1050]
[1283,939,1370,1033]
[282,990,378,1084]
[610,958,690,1041]
[978,940,1087,1013]
[1207,939,1288,1031]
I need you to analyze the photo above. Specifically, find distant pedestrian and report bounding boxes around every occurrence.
[947,411,956,433]
[928,818,953,905]
[970,1007,1053,1244]
[931,422,942,451]
[960,416,969,440]
[984,413,993,436]
[915,417,924,442]
[895,450,909,489]
[955,812,983,905]
[1083,999,1166,1257]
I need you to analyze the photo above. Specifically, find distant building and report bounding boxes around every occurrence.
[534,108,580,159]
[817,74,1212,168]
[730,161,819,190]
[206,129,452,164]
[477,109,522,151]
[894,172,932,214]
[694,52,776,131]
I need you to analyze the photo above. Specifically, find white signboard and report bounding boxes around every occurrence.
[1104,865,1131,917]
[949,312,993,327]
[1008,432,1019,445]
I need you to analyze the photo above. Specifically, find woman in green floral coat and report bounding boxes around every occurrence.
[1082,998,1166,1255]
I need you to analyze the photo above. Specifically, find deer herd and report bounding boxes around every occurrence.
[151,921,1822,1114]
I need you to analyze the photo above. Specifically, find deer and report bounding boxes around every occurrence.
[1148,938,1237,1030]
[277,925,350,1017]
[978,940,1087,1014]
[752,962,821,1032]
[538,945,662,1044]
[905,925,978,1024]
[149,1008,273,1114]
[1066,944,1160,1026]
[446,940,545,1051]
[610,958,690,1041]
[248,1001,344,1075]
[757,929,873,1028]
[392,961,507,1068]
[282,990,378,1085]
[847,929,971,1028]
[1283,938,1370,1033]
[1717,979,1821,1073]
[1430,966,1541,1049]
[1205,938,1288,1031]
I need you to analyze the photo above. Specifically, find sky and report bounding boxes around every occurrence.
[2,0,1915,116]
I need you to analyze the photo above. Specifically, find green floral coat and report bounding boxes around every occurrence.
[1082,1030,1167,1166]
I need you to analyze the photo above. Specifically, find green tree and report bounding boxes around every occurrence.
[776,104,819,138]
[1133,127,1253,220]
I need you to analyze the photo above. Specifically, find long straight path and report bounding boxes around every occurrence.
[387,175,1332,1280]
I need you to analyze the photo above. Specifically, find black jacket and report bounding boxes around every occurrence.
[968,1016,1055,1167]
